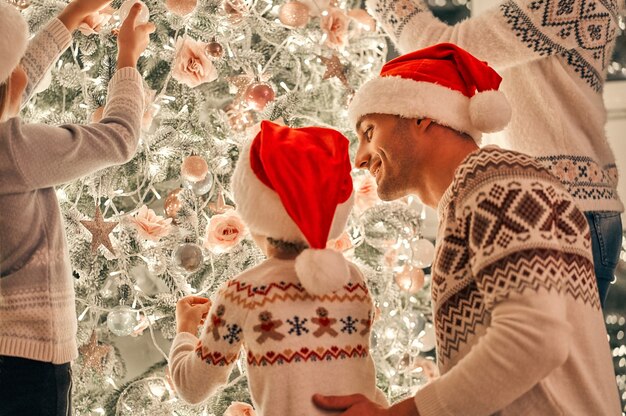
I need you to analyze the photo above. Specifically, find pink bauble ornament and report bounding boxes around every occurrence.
[394,266,425,294]
[244,82,275,111]
[279,2,310,28]
[348,9,376,32]
[205,40,224,58]
[181,156,209,182]
[166,0,197,16]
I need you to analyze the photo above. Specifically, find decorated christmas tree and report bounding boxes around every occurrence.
[16,0,440,413]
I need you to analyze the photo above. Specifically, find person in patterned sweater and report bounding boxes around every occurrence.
[169,121,387,415]
[365,0,624,306]
[313,44,621,415]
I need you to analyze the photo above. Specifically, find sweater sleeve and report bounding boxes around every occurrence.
[0,67,144,194]
[169,283,248,405]
[366,0,621,72]
[20,18,72,104]
[413,175,591,415]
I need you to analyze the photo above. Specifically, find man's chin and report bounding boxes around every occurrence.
[376,186,406,202]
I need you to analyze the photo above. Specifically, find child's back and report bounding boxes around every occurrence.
[171,257,386,415]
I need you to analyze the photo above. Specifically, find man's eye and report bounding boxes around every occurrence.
[364,127,373,142]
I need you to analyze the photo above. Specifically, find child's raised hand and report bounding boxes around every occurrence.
[175,296,212,335]
[116,4,156,69]
[58,0,113,32]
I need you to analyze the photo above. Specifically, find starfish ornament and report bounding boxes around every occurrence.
[81,207,118,255]
[79,331,112,371]
[209,191,234,214]
[319,54,351,90]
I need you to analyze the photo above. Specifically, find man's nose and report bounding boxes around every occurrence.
[354,145,369,169]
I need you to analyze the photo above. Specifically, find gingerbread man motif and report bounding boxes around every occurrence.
[210,304,227,341]
[253,311,285,344]
[311,307,338,337]
[360,310,373,336]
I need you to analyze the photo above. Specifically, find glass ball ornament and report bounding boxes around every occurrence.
[394,266,425,294]
[180,155,209,182]
[118,0,150,27]
[164,188,183,220]
[107,305,139,336]
[278,1,310,28]
[172,243,204,273]
[418,323,436,352]
[244,82,275,111]
[205,41,224,59]
[184,171,214,196]
[410,238,436,268]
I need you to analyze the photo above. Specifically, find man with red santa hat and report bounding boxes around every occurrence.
[313,43,621,416]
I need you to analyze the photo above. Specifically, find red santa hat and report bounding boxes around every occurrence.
[348,43,511,142]
[0,2,29,84]
[231,120,355,295]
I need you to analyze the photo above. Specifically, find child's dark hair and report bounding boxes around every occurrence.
[266,237,308,256]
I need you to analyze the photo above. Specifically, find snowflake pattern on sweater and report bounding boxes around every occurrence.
[169,258,386,414]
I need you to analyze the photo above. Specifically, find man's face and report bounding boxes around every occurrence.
[354,113,423,201]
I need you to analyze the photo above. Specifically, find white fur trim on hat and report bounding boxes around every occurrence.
[469,90,512,133]
[0,3,29,84]
[230,141,354,244]
[295,248,351,295]
[348,76,483,142]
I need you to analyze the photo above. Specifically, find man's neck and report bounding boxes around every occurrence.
[417,132,479,208]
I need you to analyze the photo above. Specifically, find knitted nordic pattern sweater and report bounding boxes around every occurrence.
[367,0,624,213]
[0,19,144,364]
[169,258,387,416]
[413,146,620,415]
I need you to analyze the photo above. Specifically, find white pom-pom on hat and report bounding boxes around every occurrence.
[0,3,29,84]
[295,248,351,295]
[469,90,512,133]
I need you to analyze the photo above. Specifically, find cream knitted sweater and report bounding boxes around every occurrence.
[169,258,387,415]
[367,0,624,213]
[414,146,620,415]
[0,19,144,364]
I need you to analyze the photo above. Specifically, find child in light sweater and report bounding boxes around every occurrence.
[0,2,154,414]
[169,121,388,415]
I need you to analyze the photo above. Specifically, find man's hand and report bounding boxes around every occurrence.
[312,394,420,416]
[175,295,211,335]
[116,4,155,69]
[58,0,112,32]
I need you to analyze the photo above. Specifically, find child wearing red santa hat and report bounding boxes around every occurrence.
[0,2,153,414]
[170,120,388,415]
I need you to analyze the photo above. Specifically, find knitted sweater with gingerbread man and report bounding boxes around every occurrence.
[169,257,387,415]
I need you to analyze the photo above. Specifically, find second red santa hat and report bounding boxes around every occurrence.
[348,43,512,142]
[231,120,355,295]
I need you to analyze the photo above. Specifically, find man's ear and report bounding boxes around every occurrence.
[416,118,433,129]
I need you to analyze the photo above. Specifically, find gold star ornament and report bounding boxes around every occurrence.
[81,207,118,255]
[209,191,234,214]
[79,331,112,371]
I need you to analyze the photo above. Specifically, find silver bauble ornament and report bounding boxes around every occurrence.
[107,305,139,336]
[172,243,204,273]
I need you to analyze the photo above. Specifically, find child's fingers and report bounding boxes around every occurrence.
[138,22,156,35]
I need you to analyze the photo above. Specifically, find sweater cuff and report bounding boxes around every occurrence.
[414,381,451,416]
[45,18,72,51]
[110,66,143,85]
